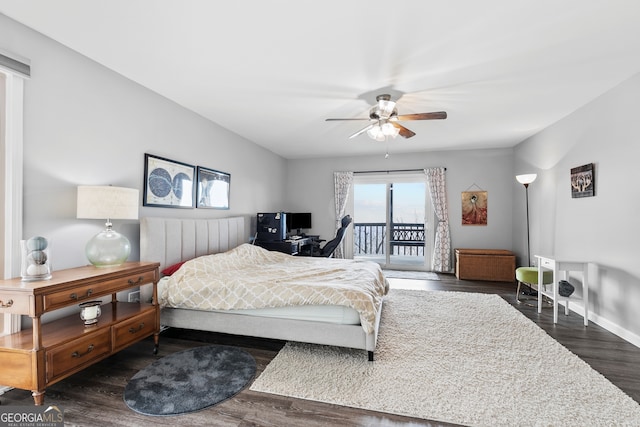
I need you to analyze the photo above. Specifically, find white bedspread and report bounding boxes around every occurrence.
[160,243,389,333]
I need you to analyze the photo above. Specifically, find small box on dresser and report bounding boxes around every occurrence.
[455,248,516,282]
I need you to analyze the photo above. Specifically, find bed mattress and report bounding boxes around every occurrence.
[159,244,387,333]
[158,277,361,325]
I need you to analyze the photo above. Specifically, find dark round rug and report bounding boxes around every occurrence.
[123,345,256,416]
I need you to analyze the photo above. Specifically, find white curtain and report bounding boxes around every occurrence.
[425,167,452,272]
[333,171,353,259]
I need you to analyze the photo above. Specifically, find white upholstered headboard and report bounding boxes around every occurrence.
[140,216,248,271]
[139,216,248,303]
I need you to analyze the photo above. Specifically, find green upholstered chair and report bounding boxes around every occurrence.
[515,266,553,304]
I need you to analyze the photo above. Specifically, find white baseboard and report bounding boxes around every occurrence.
[566,300,640,349]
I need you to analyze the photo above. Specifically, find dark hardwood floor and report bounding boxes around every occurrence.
[2,275,639,426]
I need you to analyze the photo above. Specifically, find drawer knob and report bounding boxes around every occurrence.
[128,276,144,286]
[129,323,145,334]
[71,344,95,358]
[0,299,13,308]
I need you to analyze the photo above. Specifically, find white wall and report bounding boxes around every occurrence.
[285,147,516,265]
[514,72,640,344]
[0,14,287,271]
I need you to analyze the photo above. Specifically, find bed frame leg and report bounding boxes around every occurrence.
[368,351,374,362]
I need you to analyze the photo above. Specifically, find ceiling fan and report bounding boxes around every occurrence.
[326,94,447,141]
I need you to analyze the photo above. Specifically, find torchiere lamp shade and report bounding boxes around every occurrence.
[516,174,537,186]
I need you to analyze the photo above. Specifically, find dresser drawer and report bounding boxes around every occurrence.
[46,329,111,383]
[43,270,157,311]
[0,292,30,315]
[539,257,555,269]
[112,310,157,352]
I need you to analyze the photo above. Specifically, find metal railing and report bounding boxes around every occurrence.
[353,222,425,256]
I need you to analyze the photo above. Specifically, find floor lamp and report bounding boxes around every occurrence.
[516,174,537,295]
[516,174,537,265]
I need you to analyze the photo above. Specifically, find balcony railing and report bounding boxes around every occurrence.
[353,222,425,256]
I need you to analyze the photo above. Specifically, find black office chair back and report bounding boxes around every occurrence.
[319,215,352,257]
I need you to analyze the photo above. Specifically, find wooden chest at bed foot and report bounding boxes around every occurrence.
[455,248,516,282]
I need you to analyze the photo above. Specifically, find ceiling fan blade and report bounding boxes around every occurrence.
[326,118,371,121]
[349,124,375,139]
[391,122,416,138]
[395,111,447,121]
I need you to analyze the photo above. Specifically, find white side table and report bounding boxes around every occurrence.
[534,255,589,326]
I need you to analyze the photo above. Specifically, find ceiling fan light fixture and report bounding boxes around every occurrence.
[381,121,399,137]
[377,100,396,118]
[328,93,446,140]
[366,125,385,141]
[366,121,398,141]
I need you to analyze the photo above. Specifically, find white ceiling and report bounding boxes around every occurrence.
[2,0,640,159]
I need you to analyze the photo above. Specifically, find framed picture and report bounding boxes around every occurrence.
[571,163,595,198]
[197,166,230,209]
[461,191,487,225]
[143,153,195,208]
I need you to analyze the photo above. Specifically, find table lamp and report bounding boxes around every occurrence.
[77,185,139,267]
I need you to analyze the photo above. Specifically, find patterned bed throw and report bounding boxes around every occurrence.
[160,243,389,333]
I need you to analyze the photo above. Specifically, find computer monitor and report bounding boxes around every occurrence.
[287,212,312,234]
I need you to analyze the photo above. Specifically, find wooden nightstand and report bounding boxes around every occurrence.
[0,261,160,405]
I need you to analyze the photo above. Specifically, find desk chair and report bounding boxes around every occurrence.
[301,215,352,257]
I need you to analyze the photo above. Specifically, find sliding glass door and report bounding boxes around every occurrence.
[353,173,432,270]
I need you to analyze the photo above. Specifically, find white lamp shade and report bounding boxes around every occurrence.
[516,174,537,185]
[366,120,399,141]
[77,186,139,220]
[381,121,400,137]
[366,125,385,141]
[377,99,397,117]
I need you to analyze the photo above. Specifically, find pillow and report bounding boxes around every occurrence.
[161,261,186,276]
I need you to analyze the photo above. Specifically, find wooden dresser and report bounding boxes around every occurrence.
[0,262,160,405]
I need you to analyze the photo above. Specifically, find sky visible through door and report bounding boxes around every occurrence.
[354,182,425,223]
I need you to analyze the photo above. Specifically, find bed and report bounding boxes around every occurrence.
[139,216,387,360]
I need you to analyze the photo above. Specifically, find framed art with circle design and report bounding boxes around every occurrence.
[196,166,230,209]
[143,153,195,208]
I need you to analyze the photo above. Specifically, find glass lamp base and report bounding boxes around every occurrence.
[85,228,131,267]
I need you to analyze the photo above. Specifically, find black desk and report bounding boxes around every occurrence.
[255,237,314,255]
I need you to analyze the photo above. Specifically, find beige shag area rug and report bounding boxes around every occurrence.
[250,290,640,426]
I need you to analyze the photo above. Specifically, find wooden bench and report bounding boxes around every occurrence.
[455,248,516,282]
